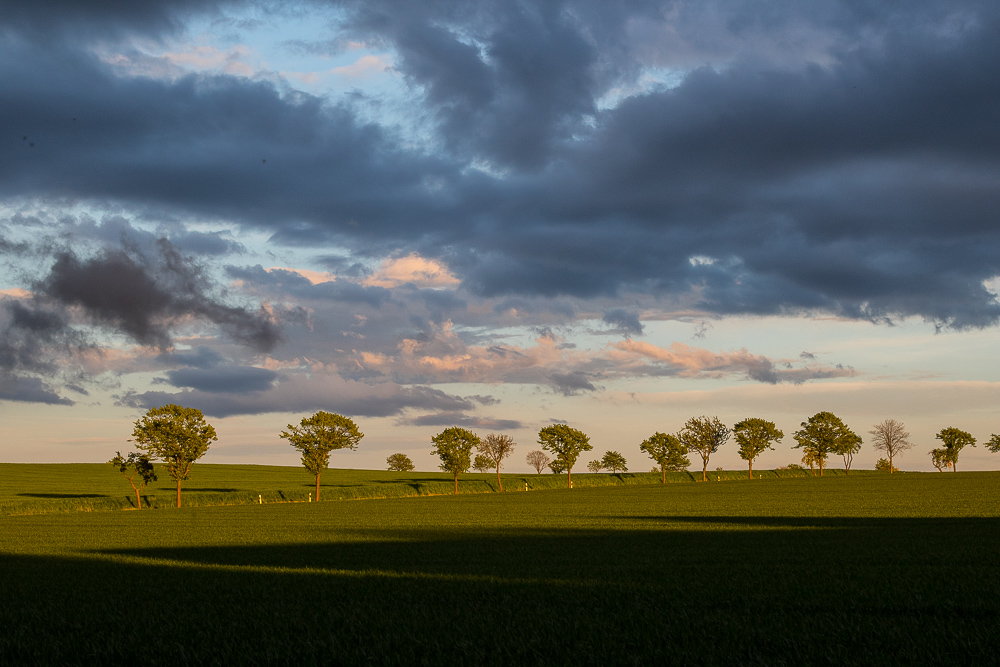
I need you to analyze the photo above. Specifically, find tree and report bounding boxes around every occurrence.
[432,427,480,494]
[109,451,157,510]
[386,453,415,472]
[678,416,731,482]
[875,458,898,473]
[600,451,628,474]
[802,451,819,476]
[869,419,913,474]
[792,412,860,477]
[930,448,952,472]
[526,450,551,474]
[549,459,568,474]
[587,460,603,473]
[131,404,217,508]
[478,433,516,491]
[537,424,592,488]
[472,454,492,473]
[280,411,363,502]
[986,434,1000,454]
[733,418,784,479]
[935,427,975,472]
[640,432,690,483]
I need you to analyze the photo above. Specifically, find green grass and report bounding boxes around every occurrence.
[0,461,861,515]
[0,471,997,664]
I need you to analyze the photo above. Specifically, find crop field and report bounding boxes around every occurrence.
[1,470,998,665]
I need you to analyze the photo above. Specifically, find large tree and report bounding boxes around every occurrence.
[640,432,690,483]
[792,412,860,477]
[537,424,592,488]
[109,451,157,510]
[733,418,783,479]
[526,450,551,474]
[678,416,731,482]
[869,419,913,474]
[280,411,364,501]
[935,427,975,472]
[131,404,217,508]
[477,433,516,491]
[432,427,480,494]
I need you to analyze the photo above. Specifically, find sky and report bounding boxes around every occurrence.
[2,0,1000,473]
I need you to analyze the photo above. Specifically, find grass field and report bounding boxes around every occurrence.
[1,470,997,665]
[0,462,854,515]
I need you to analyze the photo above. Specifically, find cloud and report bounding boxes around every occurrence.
[158,366,278,393]
[601,309,644,337]
[400,411,523,431]
[0,374,73,405]
[363,254,460,289]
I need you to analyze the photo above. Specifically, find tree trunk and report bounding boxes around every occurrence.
[454,473,458,494]
[661,466,666,484]
[135,488,142,510]
[568,468,572,489]
[315,473,321,502]
[702,459,707,482]
[176,479,182,508]
[496,465,503,492]
[819,459,824,477]
[748,460,753,480]
[889,453,894,473]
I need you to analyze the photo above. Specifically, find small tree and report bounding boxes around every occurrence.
[478,433,516,491]
[733,418,783,479]
[600,451,628,474]
[587,460,604,473]
[875,458,898,473]
[678,416,731,482]
[869,419,913,474]
[935,427,975,472]
[549,458,568,474]
[386,453,415,472]
[537,424,592,488]
[985,434,1000,455]
[132,404,217,508]
[280,411,363,501]
[109,451,157,510]
[432,427,480,494]
[640,432,689,483]
[930,448,952,472]
[793,411,859,477]
[526,450,551,474]
[802,451,819,476]
[472,454,492,473]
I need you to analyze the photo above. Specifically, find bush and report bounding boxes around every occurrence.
[875,458,899,473]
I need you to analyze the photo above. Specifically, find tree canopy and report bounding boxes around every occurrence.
[526,450,551,474]
[869,419,913,474]
[386,453,415,472]
[733,418,783,479]
[432,427,480,494]
[478,433,516,491]
[792,411,860,477]
[935,427,975,472]
[678,416,731,481]
[600,451,628,474]
[131,404,216,508]
[280,411,363,501]
[639,432,690,483]
[537,424,592,488]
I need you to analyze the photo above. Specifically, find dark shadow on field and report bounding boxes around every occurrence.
[16,493,108,498]
[181,487,240,493]
[4,518,1000,665]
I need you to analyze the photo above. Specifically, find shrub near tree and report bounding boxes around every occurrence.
[930,448,952,472]
[678,416,731,482]
[386,453,415,472]
[432,427,480,494]
[869,419,913,474]
[640,432,690,483]
[935,427,975,472]
[131,404,217,508]
[733,418,783,479]
[537,424,592,488]
[280,411,364,501]
[793,411,860,477]
[109,451,157,510]
[526,450,551,474]
[477,433,516,491]
[600,451,628,474]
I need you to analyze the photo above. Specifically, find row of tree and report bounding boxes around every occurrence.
[111,404,1000,507]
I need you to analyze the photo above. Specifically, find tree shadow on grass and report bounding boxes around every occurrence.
[16,493,109,499]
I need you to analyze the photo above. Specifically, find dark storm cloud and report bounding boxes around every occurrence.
[3,0,1000,330]
[601,309,644,337]
[549,371,598,396]
[158,366,278,393]
[36,240,279,350]
[0,375,73,405]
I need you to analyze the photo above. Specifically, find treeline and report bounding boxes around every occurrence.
[111,404,1000,507]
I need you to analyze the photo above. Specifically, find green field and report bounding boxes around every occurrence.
[0,462,852,515]
[1,469,997,665]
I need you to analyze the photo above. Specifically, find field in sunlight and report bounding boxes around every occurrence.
[1,472,998,665]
